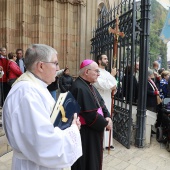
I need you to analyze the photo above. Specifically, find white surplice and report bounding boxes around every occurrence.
[2,71,82,170]
[94,68,117,147]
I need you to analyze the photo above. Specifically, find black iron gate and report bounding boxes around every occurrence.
[91,0,151,148]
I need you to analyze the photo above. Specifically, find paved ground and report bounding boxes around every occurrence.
[1,134,170,170]
[103,135,170,170]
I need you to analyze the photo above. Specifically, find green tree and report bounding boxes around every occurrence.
[150,0,168,69]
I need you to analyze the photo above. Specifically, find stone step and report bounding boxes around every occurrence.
[0,129,12,157]
[0,136,12,157]
[0,109,12,157]
[0,128,5,136]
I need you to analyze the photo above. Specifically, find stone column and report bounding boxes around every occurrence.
[15,0,24,49]
[0,0,7,48]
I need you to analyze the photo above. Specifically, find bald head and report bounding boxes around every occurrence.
[79,61,100,83]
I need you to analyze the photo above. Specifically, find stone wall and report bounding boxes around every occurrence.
[0,0,117,75]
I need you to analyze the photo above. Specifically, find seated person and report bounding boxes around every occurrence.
[161,105,170,128]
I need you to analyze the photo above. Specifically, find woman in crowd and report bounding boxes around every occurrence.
[160,70,170,99]
[7,52,22,87]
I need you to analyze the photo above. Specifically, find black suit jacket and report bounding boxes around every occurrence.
[16,58,26,72]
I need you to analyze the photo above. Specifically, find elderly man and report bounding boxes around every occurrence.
[94,54,117,150]
[70,59,112,170]
[0,47,7,58]
[3,44,82,170]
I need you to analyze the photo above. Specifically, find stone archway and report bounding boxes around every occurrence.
[97,0,118,12]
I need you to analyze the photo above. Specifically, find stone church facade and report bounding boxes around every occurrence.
[0,0,117,75]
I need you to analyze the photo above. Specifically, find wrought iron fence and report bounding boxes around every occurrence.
[91,0,150,148]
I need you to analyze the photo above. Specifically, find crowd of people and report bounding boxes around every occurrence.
[120,59,170,130]
[1,44,170,170]
[1,45,117,170]
[146,61,170,129]
[121,60,170,131]
[2,44,82,170]
[0,47,25,107]
[0,47,73,105]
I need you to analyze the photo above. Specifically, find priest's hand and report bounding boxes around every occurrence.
[111,68,117,77]
[72,113,81,130]
[105,117,112,130]
[111,85,117,91]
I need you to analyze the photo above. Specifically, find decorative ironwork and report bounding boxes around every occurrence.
[113,105,130,147]
[90,0,149,149]
[108,15,125,68]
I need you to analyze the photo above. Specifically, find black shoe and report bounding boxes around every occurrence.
[155,122,161,128]
[105,146,115,150]
[151,130,156,134]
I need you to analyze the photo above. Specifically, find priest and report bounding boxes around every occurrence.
[94,54,117,150]
[70,59,112,170]
[2,44,82,170]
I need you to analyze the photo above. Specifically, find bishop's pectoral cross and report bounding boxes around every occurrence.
[108,15,125,68]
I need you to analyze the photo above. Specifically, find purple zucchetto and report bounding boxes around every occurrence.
[80,59,94,69]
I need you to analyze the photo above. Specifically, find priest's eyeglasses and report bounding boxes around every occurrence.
[88,69,100,73]
[41,61,59,67]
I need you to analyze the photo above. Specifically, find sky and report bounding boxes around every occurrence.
[167,42,170,61]
[156,0,170,9]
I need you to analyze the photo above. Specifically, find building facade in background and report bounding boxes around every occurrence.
[0,0,117,75]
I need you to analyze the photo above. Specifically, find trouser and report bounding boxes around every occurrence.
[0,82,10,106]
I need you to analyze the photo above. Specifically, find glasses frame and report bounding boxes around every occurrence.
[41,61,59,67]
[88,69,100,73]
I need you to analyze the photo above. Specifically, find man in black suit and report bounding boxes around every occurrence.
[16,48,26,73]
